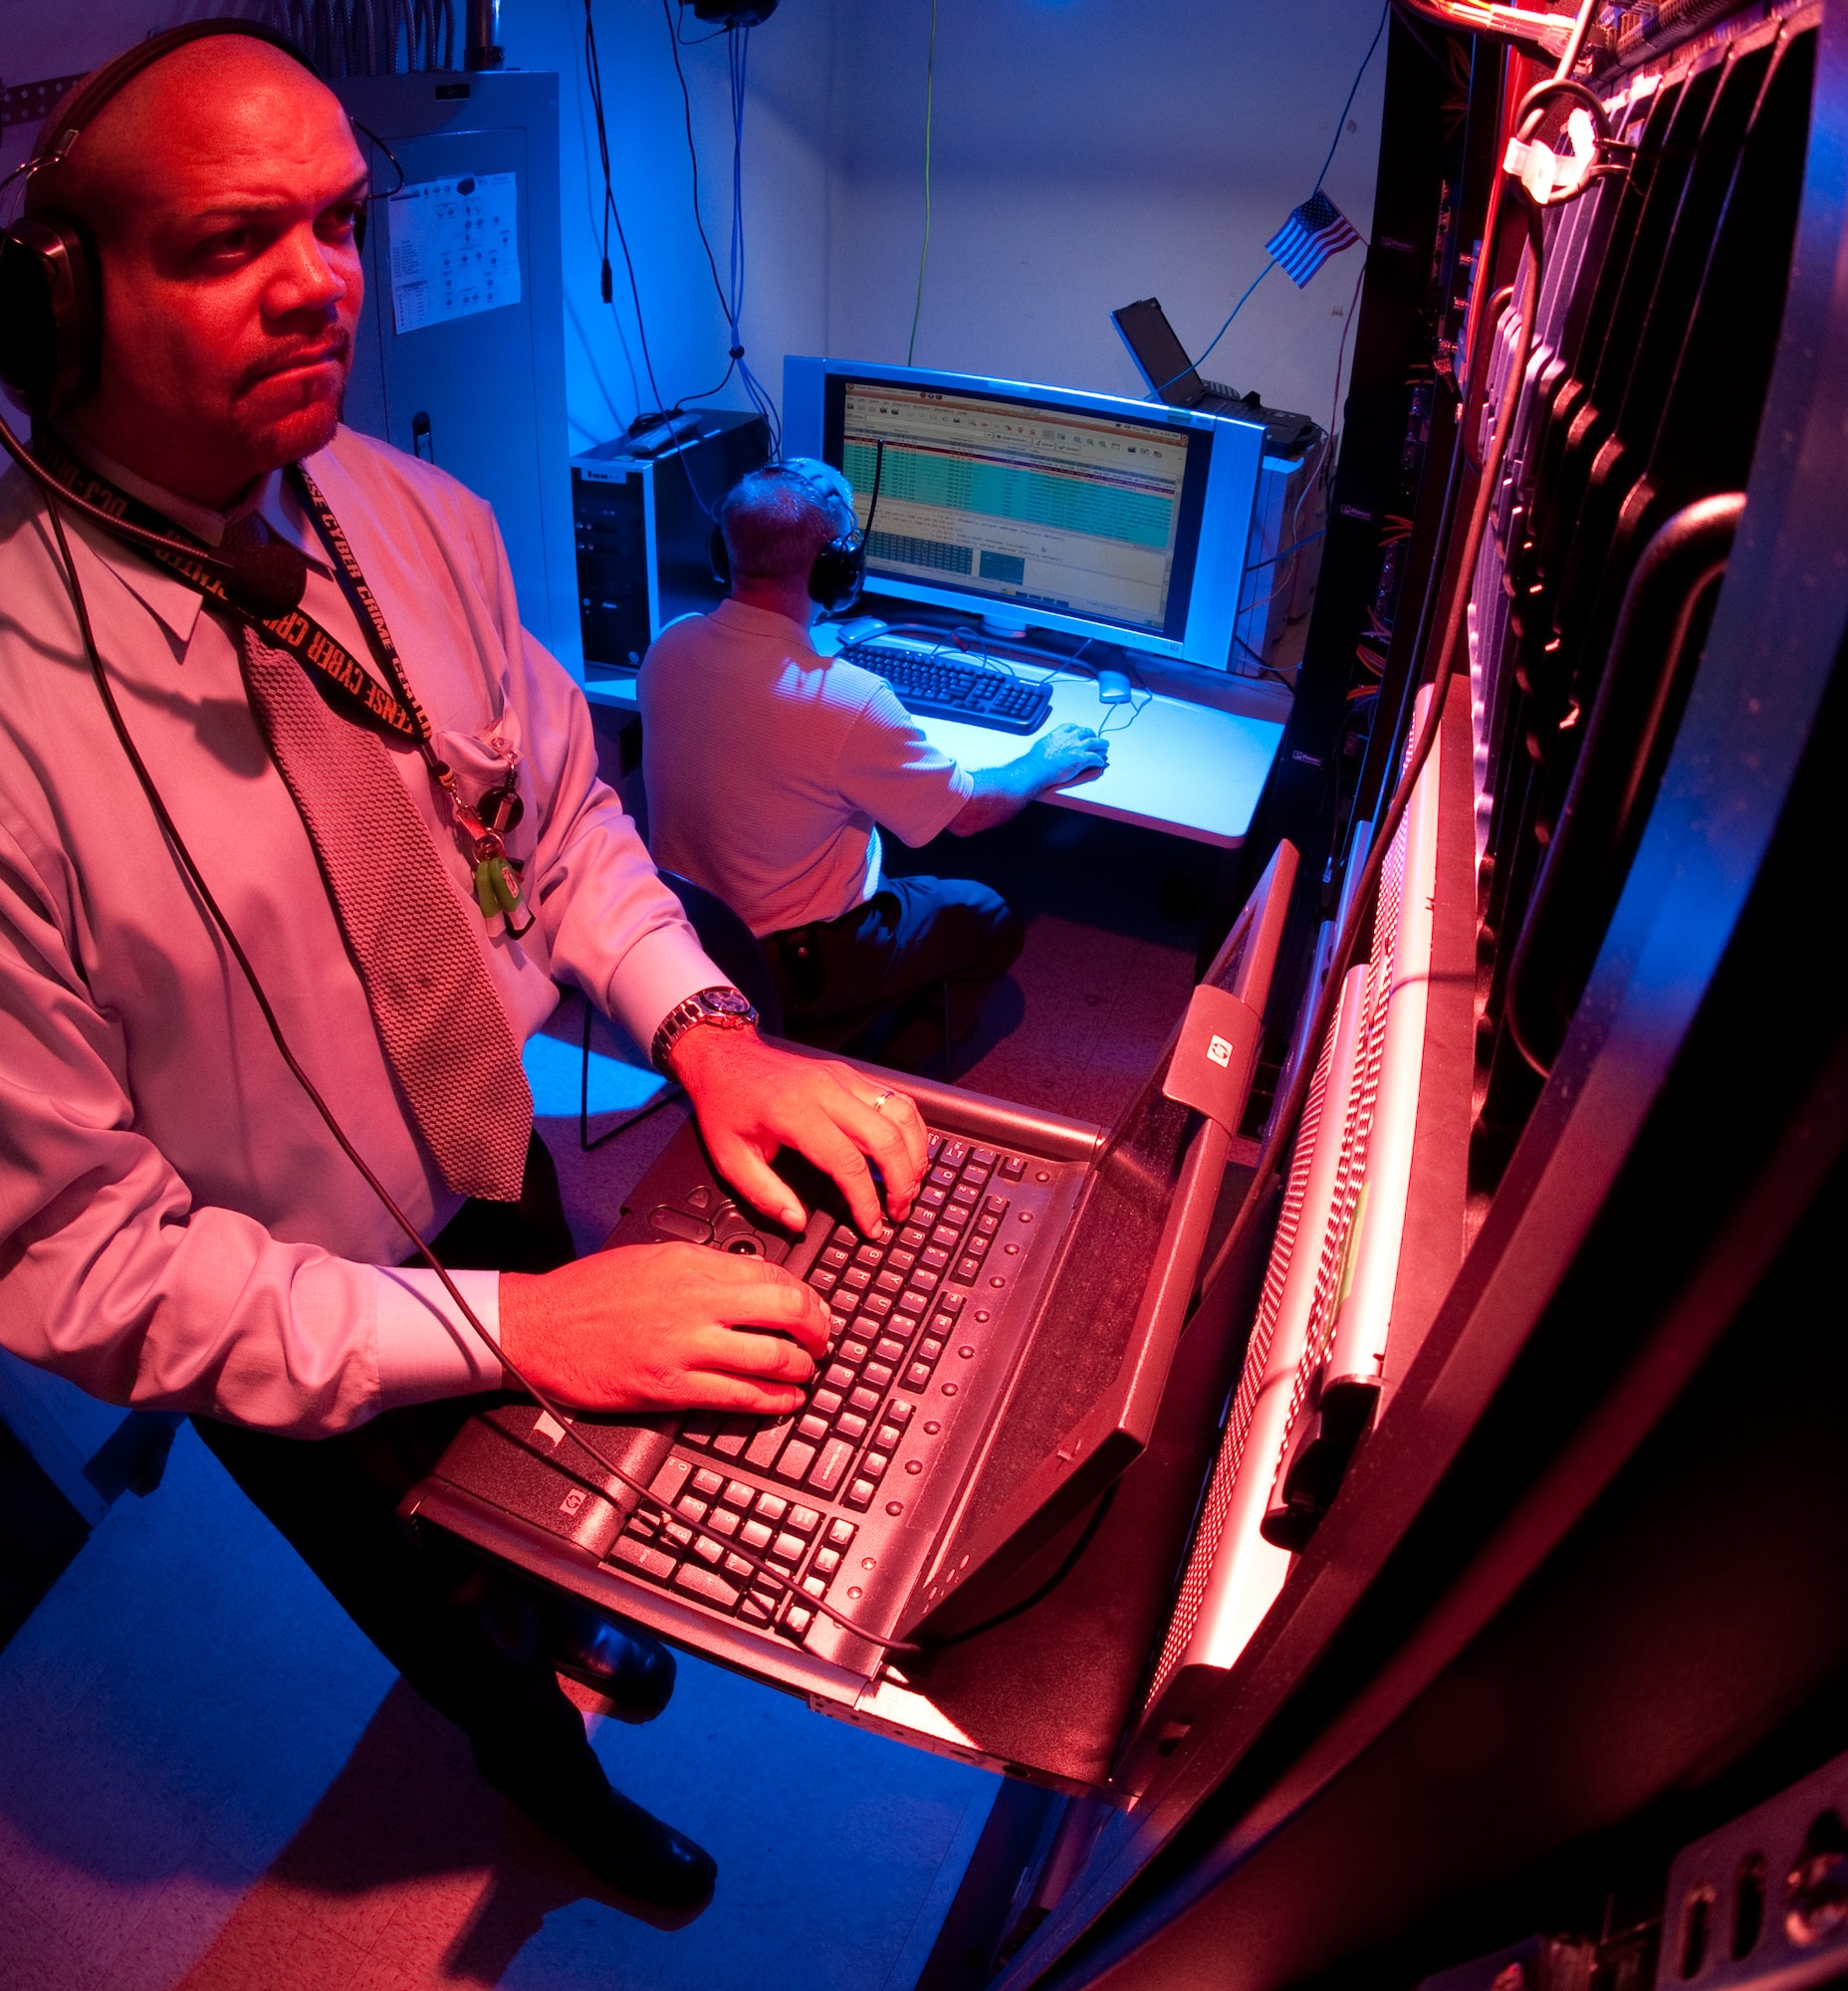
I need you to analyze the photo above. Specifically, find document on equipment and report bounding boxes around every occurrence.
[388,174,521,333]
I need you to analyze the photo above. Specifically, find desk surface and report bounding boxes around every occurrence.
[583,645,1285,850]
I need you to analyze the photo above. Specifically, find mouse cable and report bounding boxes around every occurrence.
[30,479,923,1659]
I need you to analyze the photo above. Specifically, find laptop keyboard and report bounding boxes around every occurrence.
[606,1134,1035,1644]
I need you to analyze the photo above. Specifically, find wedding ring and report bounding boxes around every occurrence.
[870,1088,892,1112]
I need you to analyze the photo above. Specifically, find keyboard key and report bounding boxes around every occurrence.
[859,1293,893,1319]
[831,1223,858,1246]
[841,1267,872,1292]
[940,1141,969,1169]
[918,1185,947,1210]
[822,1362,855,1392]
[862,1451,890,1480]
[755,1491,788,1522]
[724,1479,755,1509]
[712,1420,752,1458]
[874,1269,905,1295]
[740,1595,774,1625]
[898,1224,928,1249]
[920,1336,945,1361]
[803,1574,827,1600]
[692,1533,724,1565]
[972,1148,997,1169]
[744,1418,792,1469]
[938,1290,965,1316]
[952,1257,980,1283]
[820,1243,851,1268]
[885,1400,914,1428]
[1000,1155,1026,1181]
[929,1165,957,1188]
[838,1337,870,1366]
[788,1504,822,1534]
[931,1222,963,1248]
[808,1437,855,1495]
[812,1547,842,1577]
[874,1336,907,1364]
[834,1412,869,1441]
[886,1247,917,1272]
[875,1424,902,1450]
[853,1242,883,1266]
[848,1384,880,1415]
[776,1438,818,1482]
[662,1519,694,1549]
[784,1604,814,1638]
[921,1245,951,1271]
[611,1536,677,1581]
[709,1507,742,1536]
[985,1193,1010,1216]
[740,1519,774,1551]
[674,1564,741,1612]
[797,1413,829,1442]
[724,1551,756,1581]
[677,1495,709,1524]
[690,1466,725,1499]
[966,1231,991,1257]
[809,1389,844,1420]
[904,1361,932,1389]
[890,1313,921,1340]
[975,1213,1001,1236]
[825,1517,857,1548]
[772,1530,807,1563]
[861,1361,895,1390]
[844,1478,875,1510]
[950,1184,979,1208]
[927,1135,943,1160]
[808,1268,838,1294]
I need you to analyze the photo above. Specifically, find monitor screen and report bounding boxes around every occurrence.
[822,374,1215,647]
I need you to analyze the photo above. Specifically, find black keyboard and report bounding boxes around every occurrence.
[839,640,1053,735]
[608,1134,1033,1643]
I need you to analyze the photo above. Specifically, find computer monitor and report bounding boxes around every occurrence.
[784,356,1267,668]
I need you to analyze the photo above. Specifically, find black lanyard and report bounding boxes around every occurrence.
[38,439,532,935]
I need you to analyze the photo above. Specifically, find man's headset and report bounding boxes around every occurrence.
[0,18,359,616]
[708,455,881,616]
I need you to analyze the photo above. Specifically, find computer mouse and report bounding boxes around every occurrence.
[836,615,890,645]
[1096,665,1133,705]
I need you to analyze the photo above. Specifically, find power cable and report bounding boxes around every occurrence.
[906,0,939,367]
[583,0,668,419]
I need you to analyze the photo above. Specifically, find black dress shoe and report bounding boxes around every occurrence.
[546,1597,677,1722]
[480,1748,716,1918]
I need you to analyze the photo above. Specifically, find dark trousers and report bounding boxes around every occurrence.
[193,1134,609,1805]
[766,874,1025,1069]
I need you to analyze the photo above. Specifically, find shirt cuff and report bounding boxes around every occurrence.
[602,920,729,1053]
[373,1266,505,1411]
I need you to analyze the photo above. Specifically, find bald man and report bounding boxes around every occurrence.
[0,25,931,1912]
[642,460,1109,1066]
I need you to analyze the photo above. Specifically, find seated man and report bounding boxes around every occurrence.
[639,460,1109,1067]
[0,28,928,1917]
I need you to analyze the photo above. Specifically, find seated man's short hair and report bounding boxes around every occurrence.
[720,459,855,583]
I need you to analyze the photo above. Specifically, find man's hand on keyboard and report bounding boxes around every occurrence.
[500,1243,830,1412]
[668,1027,929,1235]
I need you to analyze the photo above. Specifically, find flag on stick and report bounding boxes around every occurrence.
[1266,189,1361,288]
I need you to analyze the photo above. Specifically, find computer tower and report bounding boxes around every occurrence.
[572,411,772,672]
[332,71,580,671]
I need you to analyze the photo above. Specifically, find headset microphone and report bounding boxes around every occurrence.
[0,411,310,615]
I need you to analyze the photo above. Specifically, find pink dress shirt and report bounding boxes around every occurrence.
[0,425,721,1434]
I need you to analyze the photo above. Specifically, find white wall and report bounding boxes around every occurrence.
[3,0,1384,445]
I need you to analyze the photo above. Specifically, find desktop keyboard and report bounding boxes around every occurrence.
[609,1133,1034,1642]
[839,640,1053,735]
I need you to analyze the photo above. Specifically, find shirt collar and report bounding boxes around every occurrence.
[710,596,820,652]
[51,429,333,649]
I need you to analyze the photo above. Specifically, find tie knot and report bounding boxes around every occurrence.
[223,511,271,553]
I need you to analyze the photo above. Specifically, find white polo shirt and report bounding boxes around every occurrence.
[639,600,975,937]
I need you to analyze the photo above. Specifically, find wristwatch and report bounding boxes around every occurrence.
[650,985,760,1074]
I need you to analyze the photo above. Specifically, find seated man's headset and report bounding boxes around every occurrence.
[0,18,348,615]
[0,21,920,1656]
[708,452,883,616]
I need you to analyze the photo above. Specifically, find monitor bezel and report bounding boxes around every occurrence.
[789,356,1264,667]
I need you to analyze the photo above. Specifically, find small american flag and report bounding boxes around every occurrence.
[1265,190,1361,288]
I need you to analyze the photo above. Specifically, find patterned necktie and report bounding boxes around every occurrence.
[224,513,534,1203]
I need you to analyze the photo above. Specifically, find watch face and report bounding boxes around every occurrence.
[703,987,756,1017]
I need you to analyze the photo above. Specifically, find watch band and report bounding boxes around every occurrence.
[650,985,759,1074]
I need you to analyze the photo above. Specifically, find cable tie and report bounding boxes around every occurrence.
[729,345,746,359]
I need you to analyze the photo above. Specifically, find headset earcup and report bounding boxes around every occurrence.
[808,532,867,614]
[0,217,100,418]
[710,521,731,588]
